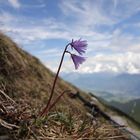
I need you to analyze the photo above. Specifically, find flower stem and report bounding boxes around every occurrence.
[46,90,71,113]
[39,43,70,116]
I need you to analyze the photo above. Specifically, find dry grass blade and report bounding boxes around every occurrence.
[0,89,16,103]
[0,118,19,129]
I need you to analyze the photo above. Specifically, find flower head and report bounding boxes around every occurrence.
[71,54,86,69]
[70,39,87,55]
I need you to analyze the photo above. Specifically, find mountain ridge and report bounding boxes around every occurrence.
[62,72,140,97]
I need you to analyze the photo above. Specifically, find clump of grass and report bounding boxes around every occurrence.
[33,116,48,128]
[17,122,29,139]
[48,111,74,134]
[78,117,88,132]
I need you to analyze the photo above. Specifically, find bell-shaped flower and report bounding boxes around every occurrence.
[71,54,86,69]
[70,39,87,55]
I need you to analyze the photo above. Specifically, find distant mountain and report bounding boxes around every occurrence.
[62,72,140,123]
[62,72,140,99]
[109,98,140,123]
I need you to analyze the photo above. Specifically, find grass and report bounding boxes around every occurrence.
[0,32,130,139]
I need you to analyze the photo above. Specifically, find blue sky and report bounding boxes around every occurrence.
[0,0,140,74]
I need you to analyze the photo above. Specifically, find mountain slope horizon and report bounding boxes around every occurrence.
[0,32,131,139]
[62,72,140,98]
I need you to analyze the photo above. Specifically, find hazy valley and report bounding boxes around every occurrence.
[62,72,140,123]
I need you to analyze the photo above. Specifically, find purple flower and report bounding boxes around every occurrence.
[71,54,86,69]
[70,39,87,55]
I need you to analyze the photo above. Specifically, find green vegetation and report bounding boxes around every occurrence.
[90,93,140,132]
[109,99,140,124]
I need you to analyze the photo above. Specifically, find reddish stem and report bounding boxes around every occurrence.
[39,43,70,116]
[45,90,71,114]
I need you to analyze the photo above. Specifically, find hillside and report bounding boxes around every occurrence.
[62,72,140,125]
[109,99,140,123]
[0,33,130,139]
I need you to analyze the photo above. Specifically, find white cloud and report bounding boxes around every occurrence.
[43,52,140,74]
[36,48,62,58]
[60,0,140,26]
[0,13,72,44]
[59,0,114,28]
[0,11,111,47]
[8,0,20,8]
[81,52,140,74]
[0,12,14,23]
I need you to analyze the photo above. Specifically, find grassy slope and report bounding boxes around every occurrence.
[110,99,140,124]
[89,93,140,137]
[0,33,130,139]
[0,32,87,110]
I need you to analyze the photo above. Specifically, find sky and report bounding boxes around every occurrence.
[0,0,140,74]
